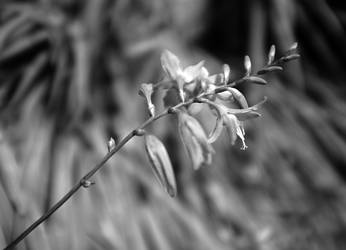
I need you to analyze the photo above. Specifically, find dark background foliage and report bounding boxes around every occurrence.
[0,0,346,249]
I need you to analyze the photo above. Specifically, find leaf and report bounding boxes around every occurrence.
[227,87,249,108]
[144,134,177,197]
[160,50,182,80]
[0,134,26,215]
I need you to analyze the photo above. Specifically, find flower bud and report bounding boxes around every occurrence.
[107,137,116,152]
[139,83,155,117]
[268,45,276,65]
[160,50,182,80]
[144,134,177,197]
[244,55,251,76]
[223,64,231,84]
[178,112,214,170]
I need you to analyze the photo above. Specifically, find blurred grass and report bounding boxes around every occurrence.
[1,0,346,249]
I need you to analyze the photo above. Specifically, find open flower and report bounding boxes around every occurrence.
[160,50,204,101]
[208,98,267,149]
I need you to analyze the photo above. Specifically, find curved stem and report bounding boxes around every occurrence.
[4,100,193,250]
[4,71,257,249]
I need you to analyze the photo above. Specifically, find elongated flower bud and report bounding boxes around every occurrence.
[144,134,177,197]
[244,55,251,76]
[178,112,214,170]
[107,137,116,152]
[223,64,231,84]
[268,45,276,65]
[139,83,155,117]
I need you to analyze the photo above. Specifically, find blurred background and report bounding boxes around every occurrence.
[1,0,346,249]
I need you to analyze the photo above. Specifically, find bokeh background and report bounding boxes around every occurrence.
[1,0,346,249]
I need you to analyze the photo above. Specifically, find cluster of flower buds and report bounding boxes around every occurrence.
[139,44,299,197]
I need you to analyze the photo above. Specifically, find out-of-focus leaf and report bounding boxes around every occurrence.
[0,133,26,215]
[0,31,48,63]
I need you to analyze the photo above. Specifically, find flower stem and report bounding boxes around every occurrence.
[4,71,257,249]
[4,101,192,249]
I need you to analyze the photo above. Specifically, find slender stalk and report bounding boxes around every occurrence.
[4,99,194,249]
[4,72,256,249]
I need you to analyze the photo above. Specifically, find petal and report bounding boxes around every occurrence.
[208,73,224,85]
[183,60,205,83]
[223,114,238,145]
[225,97,267,121]
[188,103,204,115]
[160,50,183,80]
[208,115,224,143]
